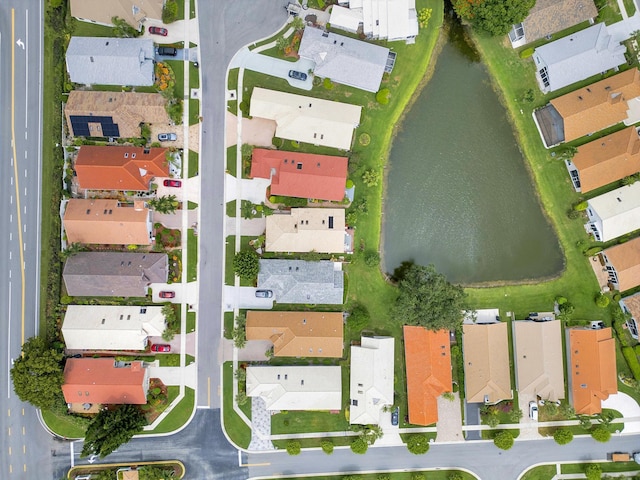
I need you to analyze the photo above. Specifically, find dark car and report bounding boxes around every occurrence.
[159,291,175,299]
[163,179,182,188]
[157,46,178,56]
[255,289,273,298]
[288,70,307,81]
[151,344,171,353]
[148,26,168,36]
[391,407,399,426]
[158,132,177,141]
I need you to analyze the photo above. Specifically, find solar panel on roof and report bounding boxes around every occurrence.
[69,115,120,138]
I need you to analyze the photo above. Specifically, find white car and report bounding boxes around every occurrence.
[529,401,538,421]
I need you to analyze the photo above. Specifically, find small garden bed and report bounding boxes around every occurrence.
[155,226,181,250]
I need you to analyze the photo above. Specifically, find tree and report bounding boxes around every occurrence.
[111,16,140,38]
[95,470,117,480]
[233,250,259,279]
[321,439,334,454]
[162,0,179,23]
[350,435,368,454]
[139,465,176,480]
[394,264,466,331]
[364,251,380,266]
[376,88,390,105]
[417,8,433,28]
[81,405,147,458]
[291,16,305,31]
[448,474,464,480]
[411,474,425,480]
[585,463,602,480]
[148,195,179,214]
[553,427,573,445]
[493,431,514,450]
[595,293,610,308]
[276,36,288,52]
[232,312,247,348]
[286,440,301,455]
[161,304,179,341]
[362,169,381,187]
[590,425,611,443]
[347,303,370,331]
[10,336,64,409]
[406,434,430,454]
[453,0,535,36]
[508,408,523,423]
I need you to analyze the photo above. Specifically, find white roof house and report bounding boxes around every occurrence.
[349,336,395,425]
[532,23,626,93]
[246,366,342,411]
[61,305,165,350]
[330,0,419,42]
[298,27,390,93]
[587,182,640,242]
[266,208,348,253]
[249,88,362,150]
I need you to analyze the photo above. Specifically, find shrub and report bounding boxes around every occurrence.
[567,209,581,220]
[406,434,430,454]
[412,475,425,480]
[553,427,573,445]
[585,463,602,480]
[493,431,514,450]
[448,474,464,480]
[321,440,334,454]
[519,47,534,58]
[417,7,432,28]
[233,250,259,279]
[595,293,610,308]
[590,425,611,443]
[286,440,301,455]
[376,88,390,104]
[584,246,602,257]
[362,169,381,187]
[162,0,179,23]
[350,436,368,454]
[348,303,370,331]
[622,346,640,381]
[346,179,354,189]
[239,101,250,116]
[364,251,380,266]
[323,77,334,90]
[573,201,588,211]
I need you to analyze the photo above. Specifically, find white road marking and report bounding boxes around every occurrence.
[24,10,28,128]
[9,214,12,223]
[23,187,26,196]
[6,281,11,399]
[9,252,11,260]
[23,225,25,233]
[23,168,26,177]
[10,196,12,205]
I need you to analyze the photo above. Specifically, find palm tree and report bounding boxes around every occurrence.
[148,195,179,214]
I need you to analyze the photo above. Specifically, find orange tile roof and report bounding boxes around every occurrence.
[568,328,617,415]
[64,199,151,245]
[403,326,452,426]
[250,148,348,202]
[62,358,148,404]
[551,69,640,142]
[75,146,169,191]
[603,236,640,291]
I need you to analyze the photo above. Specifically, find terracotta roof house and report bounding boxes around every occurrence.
[257,259,344,304]
[62,305,165,351]
[403,326,452,426]
[586,182,640,242]
[75,146,169,192]
[462,322,512,404]
[70,0,163,30]
[250,149,348,202]
[349,336,395,425]
[63,252,168,297]
[620,292,640,339]
[566,126,640,192]
[246,311,343,358]
[508,0,598,48]
[66,37,155,86]
[64,199,152,246]
[567,327,617,415]
[246,366,342,411]
[512,320,565,402]
[600,236,640,292]
[65,91,170,138]
[265,208,350,254]
[533,69,640,148]
[249,87,362,150]
[62,358,149,406]
[298,27,392,93]
[330,0,419,42]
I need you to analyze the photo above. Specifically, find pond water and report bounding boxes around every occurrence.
[381,23,563,285]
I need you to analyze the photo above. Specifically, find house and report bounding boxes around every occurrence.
[246,366,342,411]
[62,358,149,406]
[66,37,155,86]
[65,91,170,138]
[257,259,344,304]
[245,310,343,357]
[250,148,348,202]
[74,146,169,192]
[512,320,565,402]
[566,126,640,193]
[62,305,165,351]
[567,327,617,415]
[330,0,419,43]
[620,292,640,339]
[462,322,512,404]
[265,208,351,254]
[403,326,452,426]
[63,199,152,246]
[599,237,640,292]
[298,27,393,93]
[533,69,640,148]
[586,182,640,242]
[249,87,362,150]
[70,0,163,30]
[508,0,598,48]
[63,252,168,297]
[349,336,394,425]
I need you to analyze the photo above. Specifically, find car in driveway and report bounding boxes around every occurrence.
[157,46,178,56]
[391,407,399,426]
[158,132,177,141]
[529,401,538,421]
[255,289,273,298]
[288,70,307,81]
[151,344,171,353]
[148,26,168,36]
[163,179,182,188]
[159,291,175,299]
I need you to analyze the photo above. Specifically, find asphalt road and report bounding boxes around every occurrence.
[0,1,53,479]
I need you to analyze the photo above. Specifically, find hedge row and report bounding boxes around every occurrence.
[622,346,640,381]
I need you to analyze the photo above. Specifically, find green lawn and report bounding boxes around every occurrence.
[165,60,184,99]
[157,354,196,367]
[520,465,557,480]
[271,410,349,435]
[227,146,238,176]
[224,311,234,339]
[226,200,237,218]
[41,407,89,439]
[187,311,196,333]
[70,19,116,37]
[624,0,637,16]
[189,98,200,125]
[174,0,186,21]
[595,0,623,25]
[561,461,640,474]
[187,229,198,282]
[151,387,195,433]
[188,150,199,178]
[189,63,200,89]
[225,236,235,285]
[269,473,476,480]
[222,362,251,448]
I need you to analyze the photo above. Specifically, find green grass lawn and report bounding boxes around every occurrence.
[561,461,640,474]
[187,311,196,333]
[174,0,186,21]
[188,150,199,178]
[222,362,251,448]
[157,354,196,367]
[189,98,200,125]
[70,19,116,37]
[226,200,237,218]
[41,407,89,439]
[165,60,184,99]
[224,311,234,339]
[624,0,637,16]
[227,146,237,176]
[189,63,200,89]
[520,465,557,480]
[269,472,476,480]
[225,236,235,285]
[187,229,198,282]
[271,410,349,435]
[151,387,195,433]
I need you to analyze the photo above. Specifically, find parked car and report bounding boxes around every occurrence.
[159,291,175,299]
[529,401,538,421]
[151,344,171,353]
[288,70,307,81]
[163,179,182,188]
[255,289,273,298]
[157,46,178,56]
[148,26,168,36]
[391,407,399,426]
[158,132,177,141]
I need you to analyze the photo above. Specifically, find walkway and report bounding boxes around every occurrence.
[248,397,275,451]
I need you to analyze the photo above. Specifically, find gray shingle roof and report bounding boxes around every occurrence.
[257,260,344,305]
[66,37,155,86]
[63,252,168,297]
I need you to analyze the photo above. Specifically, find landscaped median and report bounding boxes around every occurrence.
[521,460,640,480]
[67,460,185,480]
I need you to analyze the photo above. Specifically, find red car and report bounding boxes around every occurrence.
[163,179,182,188]
[148,26,168,36]
[151,344,171,353]
[159,291,175,299]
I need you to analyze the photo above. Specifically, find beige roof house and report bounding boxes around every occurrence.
[246,311,343,358]
[63,199,152,245]
[265,208,348,253]
[70,0,163,30]
[601,236,640,292]
[246,366,342,411]
[462,322,512,404]
[512,320,565,402]
[249,87,362,150]
[349,336,395,425]
[62,305,165,351]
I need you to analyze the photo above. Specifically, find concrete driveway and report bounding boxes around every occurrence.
[225,174,270,203]
[142,18,201,47]
[156,176,201,203]
[150,282,199,305]
[230,47,315,90]
[464,400,482,440]
[603,392,640,433]
[223,286,274,310]
[154,209,199,229]
[518,393,543,439]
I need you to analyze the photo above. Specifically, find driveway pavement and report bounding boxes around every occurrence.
[435,393,464,442]
[148,332,197,355]
[142,18,201,46]
[603,392,640,433]
[518,393,543,440]
[464,400,481,440]
[225,112,276,148]
[223,285,274,310]
[155,209,199,229]
[225,174,271,203]
[230,47,315,90]
[147,362,197,389]
[156,176,201,203]
[150,282,199,305]
[225,216,266,236]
